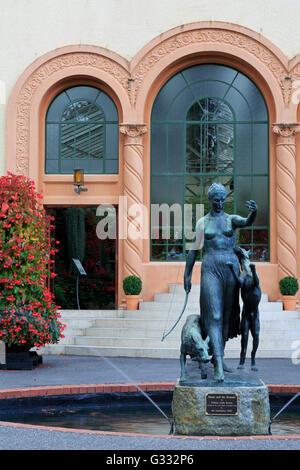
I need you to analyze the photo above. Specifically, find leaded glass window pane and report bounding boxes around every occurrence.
[45,85,119,174]
[151,64,269,261]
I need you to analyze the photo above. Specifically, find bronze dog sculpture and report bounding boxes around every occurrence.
[180,314,211,381]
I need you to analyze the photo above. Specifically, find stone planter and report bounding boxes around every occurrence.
[282,295,297,311]
[125,295,140,310]
[0,346,43,370]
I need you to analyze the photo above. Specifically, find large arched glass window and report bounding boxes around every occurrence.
[45,86,119,174]
[151,64,269,261]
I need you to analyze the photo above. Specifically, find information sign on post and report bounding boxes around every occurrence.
[72,259,87,276]
[72,259,87,310]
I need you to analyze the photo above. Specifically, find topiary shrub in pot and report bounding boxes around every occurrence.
[123,275,142,310]
[279,276,299,310]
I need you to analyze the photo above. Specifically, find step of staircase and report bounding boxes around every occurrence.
[154,292,269,303]
[40,284,300,359]
[140,300,281,312]
[82,322,300,337]
[70,335,299,349]
[60,307,298,320]
[40,344,296,359]
[61,314,300,331]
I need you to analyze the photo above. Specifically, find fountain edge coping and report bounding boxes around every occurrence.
[0,382,299,399]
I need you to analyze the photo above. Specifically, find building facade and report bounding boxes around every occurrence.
[3,1,300,307]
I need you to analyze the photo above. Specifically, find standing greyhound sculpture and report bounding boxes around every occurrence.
[227,246,261,371]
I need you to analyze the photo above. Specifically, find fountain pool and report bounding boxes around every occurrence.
[0,391,299,437]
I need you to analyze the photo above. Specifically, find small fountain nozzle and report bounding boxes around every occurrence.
[169,419,175,435]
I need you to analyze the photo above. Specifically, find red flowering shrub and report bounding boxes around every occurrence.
[0,173,65,351]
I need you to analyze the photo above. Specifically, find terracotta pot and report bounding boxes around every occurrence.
[282,295,297,311]
[125,295,140,310]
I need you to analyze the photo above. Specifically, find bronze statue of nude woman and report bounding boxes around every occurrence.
[184,182,257,382]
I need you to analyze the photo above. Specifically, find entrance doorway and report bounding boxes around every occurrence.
[49,207,117,310]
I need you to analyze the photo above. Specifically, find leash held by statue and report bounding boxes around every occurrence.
[161,291,189,342]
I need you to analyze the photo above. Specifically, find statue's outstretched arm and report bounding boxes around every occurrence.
[231,200,257,228]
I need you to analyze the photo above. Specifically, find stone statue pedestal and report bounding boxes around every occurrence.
[172,366,270,436]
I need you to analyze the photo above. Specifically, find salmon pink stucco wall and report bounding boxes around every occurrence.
[5,21,300,306]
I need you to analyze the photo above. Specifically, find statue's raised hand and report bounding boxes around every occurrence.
[245,200,257,213]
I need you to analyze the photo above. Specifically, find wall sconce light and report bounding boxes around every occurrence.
[73,168,88,194]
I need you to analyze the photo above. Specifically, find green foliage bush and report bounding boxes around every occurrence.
[279,276,299,296]
[123,275,142,295]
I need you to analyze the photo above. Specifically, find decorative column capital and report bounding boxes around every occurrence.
[272,123,300,138]
[120,123,147,138]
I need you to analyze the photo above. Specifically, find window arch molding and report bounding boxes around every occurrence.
[6,45,132,182]
[133,23,285,121]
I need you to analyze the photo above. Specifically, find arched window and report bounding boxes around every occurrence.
[151,64,269,261]
[45,86,119,174]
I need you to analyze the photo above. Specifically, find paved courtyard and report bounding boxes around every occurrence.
[1,356,300,389]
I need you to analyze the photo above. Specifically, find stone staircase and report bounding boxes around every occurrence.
[40,284,300,359]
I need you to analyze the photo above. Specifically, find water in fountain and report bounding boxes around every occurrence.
[94,352,174,433]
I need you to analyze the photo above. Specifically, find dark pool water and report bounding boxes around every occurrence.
[13,405,173,435]
[2,400,300,436]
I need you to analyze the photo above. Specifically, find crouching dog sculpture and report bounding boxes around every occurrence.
[227,246,261,371]
[180,314,211,382]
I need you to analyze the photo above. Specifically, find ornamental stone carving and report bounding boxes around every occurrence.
[279,77,293,106]
[272,123,300,138]
[119,124,148,138]
[131,28,288,105]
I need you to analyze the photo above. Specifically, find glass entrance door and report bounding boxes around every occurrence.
[49,206,116,310]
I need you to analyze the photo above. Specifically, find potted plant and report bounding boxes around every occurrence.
[279,276,299,310]
[123,275,142,310]
[0,173,65,369]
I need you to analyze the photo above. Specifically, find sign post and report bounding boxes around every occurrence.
[72,259,87,310]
